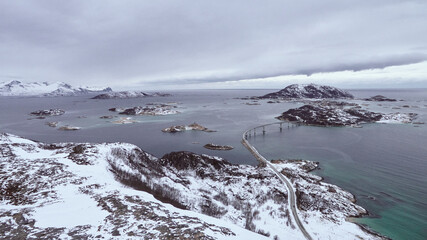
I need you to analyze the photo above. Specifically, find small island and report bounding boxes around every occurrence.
[277,104,417,126]
[363,95,397,102]
[58,125,80,131]
[109,103,179,116]
[30,109,65,117]
[162,122,216,133]
[203,143,234,151]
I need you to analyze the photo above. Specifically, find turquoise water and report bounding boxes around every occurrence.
[249,124,427,240]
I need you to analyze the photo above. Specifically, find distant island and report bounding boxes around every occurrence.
[91,91,171,99]
[259,83,354,99]
[363,95,397,102]
[0,80,112,97]
[277,103,417,126]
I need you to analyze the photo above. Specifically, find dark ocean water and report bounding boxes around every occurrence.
[0,88,426,239]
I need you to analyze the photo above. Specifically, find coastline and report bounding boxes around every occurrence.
[243,122,387,239]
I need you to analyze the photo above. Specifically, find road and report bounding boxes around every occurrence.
[242,123,313,240]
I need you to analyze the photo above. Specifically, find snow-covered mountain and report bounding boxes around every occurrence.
[0,133,382,239]
[260,84,354,99]
[0,80,112,97]
[91,91,170,99]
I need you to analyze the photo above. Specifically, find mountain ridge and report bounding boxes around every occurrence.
[0,80,112,97]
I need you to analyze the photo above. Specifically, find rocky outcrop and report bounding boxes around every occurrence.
[260,84,354,99]
[91,91,170,99]
[0,134,382,240]
[46,122,58,127]
[203,144,234,151]
[30,109,65,117]
[111,117,138,124]
[58,125,80,131]
[277,105,417,126]
[271,160,367,218]
[363,95,397,102]
[162,123,216,133]
[109,103,179,116]
[0,134,261,239]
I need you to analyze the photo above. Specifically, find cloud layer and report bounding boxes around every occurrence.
[1,0,426,89]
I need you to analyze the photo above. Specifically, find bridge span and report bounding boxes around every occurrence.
[241,122,313,240]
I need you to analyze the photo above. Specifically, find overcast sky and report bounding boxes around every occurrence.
[1,0,427,90]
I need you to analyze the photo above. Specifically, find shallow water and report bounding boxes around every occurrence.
[1,88,426,239]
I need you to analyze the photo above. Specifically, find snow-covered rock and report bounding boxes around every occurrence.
[91,91,170,99]
[0,134,382,239]
[162,123,216,133]
[277,104,417,126]
[30,109,65,117]
[260,84,354,99]
[0,133,268,239]
[115,104,179,116]
[0,80,112,97]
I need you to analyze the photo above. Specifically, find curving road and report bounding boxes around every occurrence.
[241,123,313,240]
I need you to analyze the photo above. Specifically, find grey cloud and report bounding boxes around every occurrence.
[0,0,426,88]
[146,53,427,85]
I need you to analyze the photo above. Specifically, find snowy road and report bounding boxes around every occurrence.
[242,123,313,240]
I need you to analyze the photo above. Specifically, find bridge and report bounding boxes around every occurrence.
[241,122,313,240]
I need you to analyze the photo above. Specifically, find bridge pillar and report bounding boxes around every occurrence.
[263,126,266,135]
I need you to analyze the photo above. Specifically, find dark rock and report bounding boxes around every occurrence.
[277,105,382,126]
[30,109,65,117]
[363,95,397,102]
[203,143,234,151]
[259,84,354,99]
[160,151,232,171]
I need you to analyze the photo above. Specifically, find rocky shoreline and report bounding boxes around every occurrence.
[162,123,216,133]
[0,133,383,239]
[109,103,179,116]
[203,143,234,151]
[30,108,65,117]
[277,103,417,126]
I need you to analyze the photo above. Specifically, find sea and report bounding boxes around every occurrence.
[0,88,426,240]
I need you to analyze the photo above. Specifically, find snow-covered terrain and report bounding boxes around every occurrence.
[0,80,112,97]
[0,133,267,239]
[278,104,417,126]
[162,123,216,133]
[110,103,180,116]
[260,84,354,99]
[91,91,170,99]
[0,133,382,239]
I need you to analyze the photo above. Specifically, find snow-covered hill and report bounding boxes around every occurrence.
[0,80,112,97]
[260,84,354,99]
[91,91,170,99]
[0,133,382,239]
